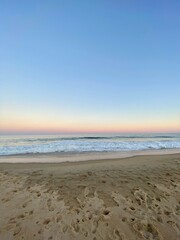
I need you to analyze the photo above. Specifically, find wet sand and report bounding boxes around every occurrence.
[1,149,180,163]
[0,153,180,239]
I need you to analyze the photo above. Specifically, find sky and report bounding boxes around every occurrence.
[0,0,180,134]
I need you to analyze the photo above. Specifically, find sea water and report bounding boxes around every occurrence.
[0,133,180,155]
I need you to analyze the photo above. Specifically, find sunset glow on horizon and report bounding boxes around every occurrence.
[1,1,180,135]
[1,112,180,134]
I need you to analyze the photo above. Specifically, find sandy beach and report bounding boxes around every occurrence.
[0,152,180,240]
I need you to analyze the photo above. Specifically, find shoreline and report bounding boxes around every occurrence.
[0,148,180,163]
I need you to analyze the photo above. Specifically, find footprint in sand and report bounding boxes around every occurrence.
[113,229,126,240]
[87,171,92,176]
[38,229,43,234]
[129,206,135,211]
[122,217,127,222]
[85,211,93,220]
[62,224,68,233]
[155,197,161,202]
[22,202,28,208]
[8,217,16,224]
[133,189,152,207]
[13,226,21,236]
[4,223,15,231]
[36,191,41,197]
[91,220,98,234]
[103,209,110,216]
[157,216,163,223]
[17,214,25,219]
[112,192,128,207]
[134,189,145,204]
[29,210,34,215]
[43,218,51,225]
[133,221,162,240]
[175,204,180,214]
[56,215,62,223]
[32,170,43,175]
[1,198,10,203]
[47,198,54,211]
[164,210,171,216]
[71,221,80,233]
[166,220,179,234]
[79,174,88,180]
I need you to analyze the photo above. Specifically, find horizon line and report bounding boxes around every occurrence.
[1,131,180,135]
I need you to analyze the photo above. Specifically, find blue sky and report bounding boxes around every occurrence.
[0,1,180,133]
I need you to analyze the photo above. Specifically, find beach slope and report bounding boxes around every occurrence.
[0,154,180,240]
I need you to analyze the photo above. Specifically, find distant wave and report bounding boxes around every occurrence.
[8,135,178,144]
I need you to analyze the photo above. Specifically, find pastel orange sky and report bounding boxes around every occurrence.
[1,109,180,134]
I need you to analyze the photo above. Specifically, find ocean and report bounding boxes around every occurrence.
[0,133,180,155]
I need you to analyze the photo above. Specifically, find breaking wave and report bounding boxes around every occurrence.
[0,134,180,155]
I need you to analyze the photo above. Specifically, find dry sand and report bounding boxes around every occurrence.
[0,153,180,240]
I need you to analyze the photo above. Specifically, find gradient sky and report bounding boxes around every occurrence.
[0,0,180,134]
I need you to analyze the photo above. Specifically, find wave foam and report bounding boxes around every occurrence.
[0,138,180,155]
